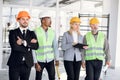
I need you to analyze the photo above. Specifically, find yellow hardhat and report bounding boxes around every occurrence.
[89,17,99,24]
[70,17,81,24]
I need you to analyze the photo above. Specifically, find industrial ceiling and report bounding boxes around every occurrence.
[3,0,103,8]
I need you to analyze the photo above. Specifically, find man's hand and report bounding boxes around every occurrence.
[35,63,41,72]
[106,61,111,67]
[55,61,59,66]
[17,36,22,45]
[82,62,85,68]
[31,39,37,43]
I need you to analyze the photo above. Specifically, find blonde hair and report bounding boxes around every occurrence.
[68,24,80,35]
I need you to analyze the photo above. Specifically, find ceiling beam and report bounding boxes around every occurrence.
[95,2,103,7]
[84,0,103,2]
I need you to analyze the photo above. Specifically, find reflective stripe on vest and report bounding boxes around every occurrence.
[35,27,55,62]
[85,31,105,60]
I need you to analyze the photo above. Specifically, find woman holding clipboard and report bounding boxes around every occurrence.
[61,17,87,80]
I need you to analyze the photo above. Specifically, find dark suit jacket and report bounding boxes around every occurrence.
[7,28,39,68]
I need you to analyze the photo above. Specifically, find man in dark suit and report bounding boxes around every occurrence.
[7,11,39,80]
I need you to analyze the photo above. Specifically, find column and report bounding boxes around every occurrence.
[109,0,120,68]
[103,0,120,68]
[0,0,3,69]
[55,0,60,39]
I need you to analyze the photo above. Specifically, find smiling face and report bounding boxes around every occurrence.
[18,17,30,28]
[71,22,80,31]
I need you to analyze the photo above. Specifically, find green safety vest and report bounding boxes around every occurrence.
[85,31,105,60]
[35,27,55,62]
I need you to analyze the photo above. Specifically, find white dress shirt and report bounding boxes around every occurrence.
[72,31,78,43]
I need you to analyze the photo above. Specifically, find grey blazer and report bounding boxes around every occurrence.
[61,31,83,61]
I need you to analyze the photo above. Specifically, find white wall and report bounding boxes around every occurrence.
[103,0,111,14]
[102,0,120,68]
[0,0,3,69]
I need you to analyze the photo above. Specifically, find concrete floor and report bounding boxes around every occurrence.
[0,65,120,80]
[0,53,120,80]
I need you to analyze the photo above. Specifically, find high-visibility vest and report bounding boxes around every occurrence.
[85,31,105,60]
[35,27,55,62]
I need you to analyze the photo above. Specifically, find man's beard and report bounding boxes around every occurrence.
[92,29,98,34]
[21,23,28,28]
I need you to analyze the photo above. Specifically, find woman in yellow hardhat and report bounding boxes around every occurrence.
[82,17,111,80]
[61,17,87,80]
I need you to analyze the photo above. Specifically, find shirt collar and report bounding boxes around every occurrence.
[19,27,28,33]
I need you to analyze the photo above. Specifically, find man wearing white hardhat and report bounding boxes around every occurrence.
[39,12,52,19]
[32,12,59,80]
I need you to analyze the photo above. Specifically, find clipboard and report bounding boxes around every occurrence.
[73,43,88,49]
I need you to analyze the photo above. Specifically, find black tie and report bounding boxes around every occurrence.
[22,30,26,40]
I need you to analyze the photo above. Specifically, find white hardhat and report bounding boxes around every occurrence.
[39,11,52,19]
